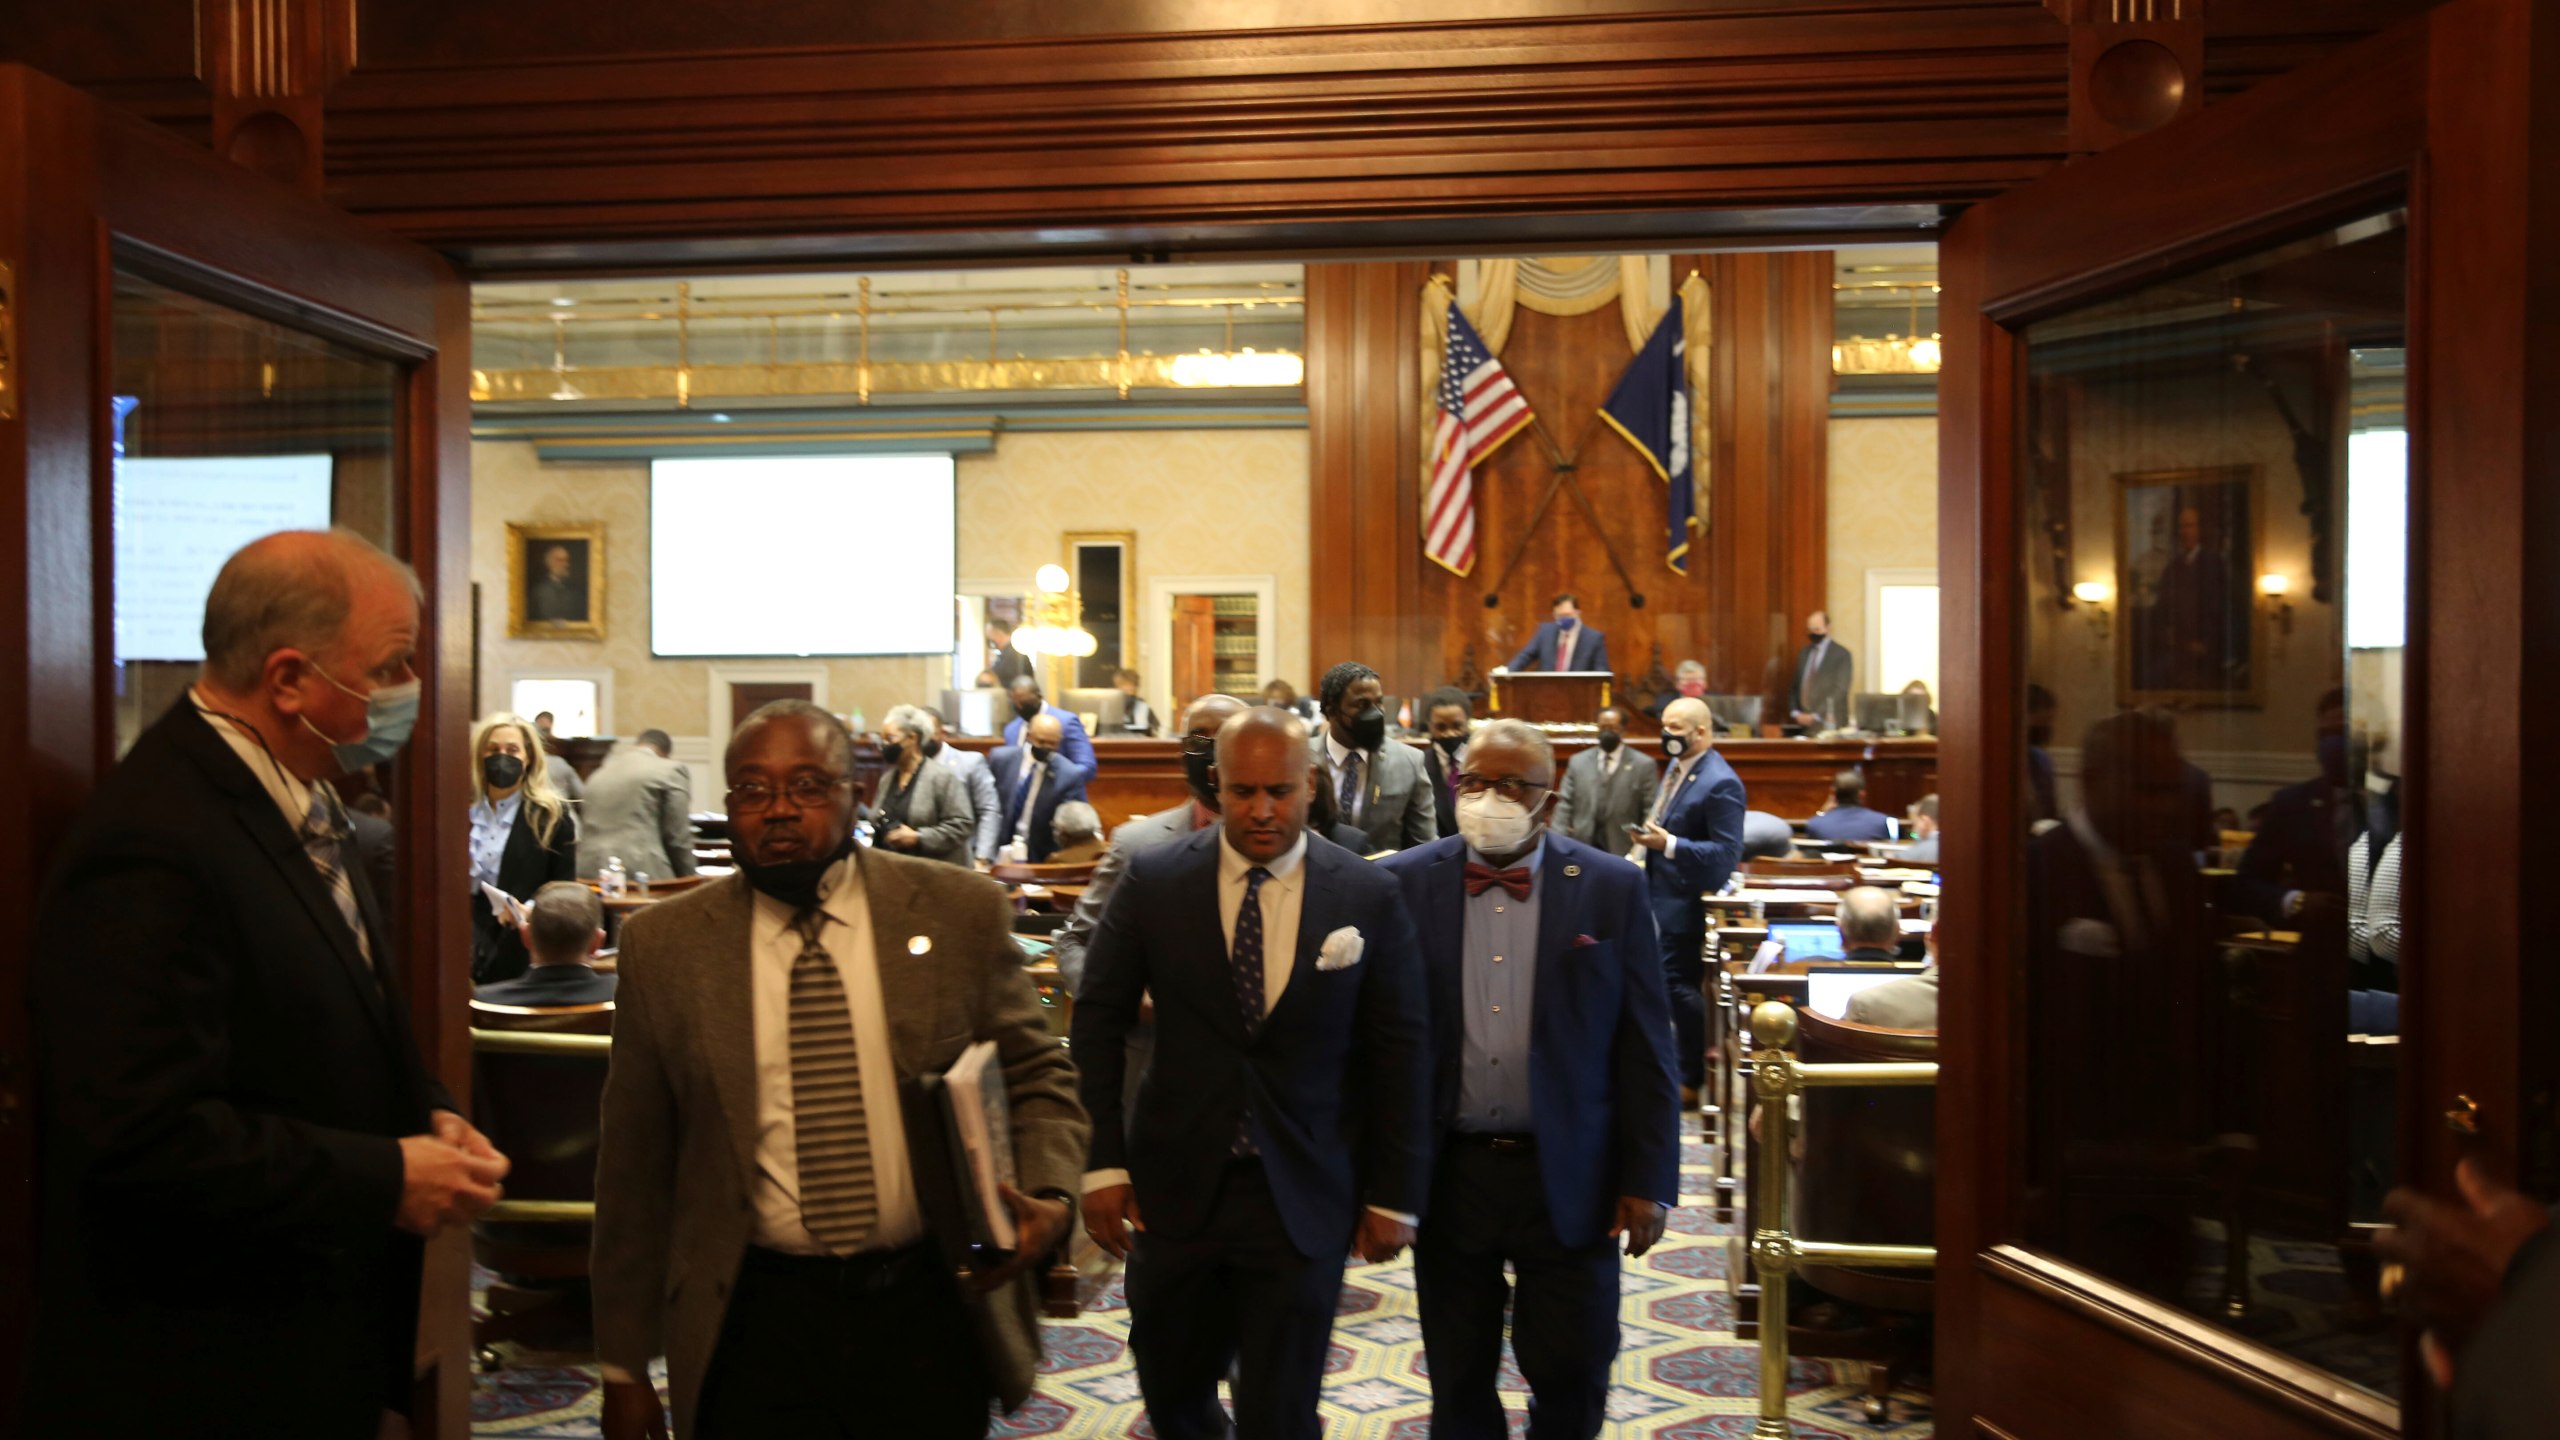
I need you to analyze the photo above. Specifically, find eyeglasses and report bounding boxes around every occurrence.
[725,774,851,813]
[1454,773,1550,804]
[1180,733,1217,758]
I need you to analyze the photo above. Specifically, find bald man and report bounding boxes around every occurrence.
[1074,707,1432,1440]
[1630,697,1747,1094]
[28,529,509,1436]
[992,711,1093,863]
[1054,694,1249,1131]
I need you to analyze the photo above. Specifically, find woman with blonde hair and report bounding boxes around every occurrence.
[469,711,578,984]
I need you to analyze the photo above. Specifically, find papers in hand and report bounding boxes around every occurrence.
[479,882,531,930]
[939,1040,1020,1252]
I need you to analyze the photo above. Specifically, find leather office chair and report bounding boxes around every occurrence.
[468,1000,612,1366]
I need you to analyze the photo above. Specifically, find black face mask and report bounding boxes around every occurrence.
[923,736,944,759]
[735,834,857,912]
[1181,736,1220,811]
[1030,744,1055,766]
[1348,705,1388,751]
[1808,631,1826,647]
[878,740,905,768]
[1015,698,1043,721]
[482,753,526,790]
[1433,734,1464,757]
[1597,730,1623,753]
[1661,731,1692,760]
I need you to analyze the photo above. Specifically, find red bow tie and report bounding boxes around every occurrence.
[1464,862,1533,900]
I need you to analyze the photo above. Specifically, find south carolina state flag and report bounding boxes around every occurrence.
[1599,297,1697,575]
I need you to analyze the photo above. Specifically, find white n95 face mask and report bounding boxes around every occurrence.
[1455,790,1540,856]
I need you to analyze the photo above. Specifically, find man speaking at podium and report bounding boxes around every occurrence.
[1506,593,1610,674]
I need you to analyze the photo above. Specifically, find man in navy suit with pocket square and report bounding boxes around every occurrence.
[1379,718,1680,1439]
[1631,696,1748,1094]
[1506,592,1611,675]
[1074,705,1433,1440]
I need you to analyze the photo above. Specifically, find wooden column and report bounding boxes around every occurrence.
[1305,260,1429,696]
[1702,251,1834,714]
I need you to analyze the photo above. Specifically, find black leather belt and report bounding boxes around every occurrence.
[1456,1132,1538,1154]
[741,1239,938,1293]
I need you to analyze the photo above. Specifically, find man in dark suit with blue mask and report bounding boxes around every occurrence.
[1074,706,1432,1440]
[1379,719,1680,1440]
[1631,695,1747,1095]
[1506,592,1611,675]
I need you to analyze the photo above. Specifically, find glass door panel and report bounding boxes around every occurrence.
[2014,210,2407,1406]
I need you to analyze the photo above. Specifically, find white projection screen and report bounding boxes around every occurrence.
[114,453,336,662]
[651,454,957,657]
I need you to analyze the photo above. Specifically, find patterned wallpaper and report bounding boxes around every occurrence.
[470,429,1310,740]
[1826,416,1940,680]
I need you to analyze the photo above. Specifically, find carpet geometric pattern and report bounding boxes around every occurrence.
[471,1113,1934,1436]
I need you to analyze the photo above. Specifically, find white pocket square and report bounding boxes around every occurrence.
[1316,926,1365,971]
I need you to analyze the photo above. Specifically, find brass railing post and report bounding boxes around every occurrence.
[1744,999,1940,1437]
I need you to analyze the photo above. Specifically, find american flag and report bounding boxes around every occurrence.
[1425,301,1533,577]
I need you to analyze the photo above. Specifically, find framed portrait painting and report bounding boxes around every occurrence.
[508,521,605,640]
[2114,465,2261,707]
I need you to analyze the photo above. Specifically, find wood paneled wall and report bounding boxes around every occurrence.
[0,2,2443,271]
[1306,254,1834,712]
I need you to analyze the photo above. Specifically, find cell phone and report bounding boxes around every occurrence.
[1625,822,1647,835]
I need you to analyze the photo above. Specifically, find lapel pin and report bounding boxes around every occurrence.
[907,935,932,955]
[1563,864,1582,877]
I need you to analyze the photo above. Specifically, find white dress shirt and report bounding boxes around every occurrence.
[1083,830,1410,1222]
[746,857,923,1255]
[189,690,372,968]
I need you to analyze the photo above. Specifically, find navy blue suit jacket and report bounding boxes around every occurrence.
[1507,619,1610,675]
[1644,749,1747,938]
[1002,702,1097,770]
[989,746,1093,863]
[1072,828,1433,1258]
[1805,803,1893,843]
[1378,834,1681,1246]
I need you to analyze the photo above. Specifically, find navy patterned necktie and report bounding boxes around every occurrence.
[1231,866,1272,1034]
[1337,753,1361,823]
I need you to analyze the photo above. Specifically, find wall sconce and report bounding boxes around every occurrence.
[2257,572,2294,637]
[2070,579,2113,643]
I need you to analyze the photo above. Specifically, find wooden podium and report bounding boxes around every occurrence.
[1489,670,1614,725]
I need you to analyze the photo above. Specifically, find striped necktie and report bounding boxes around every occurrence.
[300,786,373,969]
[786,908,878,1251]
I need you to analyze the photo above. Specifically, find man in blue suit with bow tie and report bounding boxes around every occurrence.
[1379,719,1681,1440]
[1631,696,1747,1095]
[1074,706,1433,1440]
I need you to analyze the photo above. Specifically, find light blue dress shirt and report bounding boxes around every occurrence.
[469,791,523,892]
[1458,836,1542,1133]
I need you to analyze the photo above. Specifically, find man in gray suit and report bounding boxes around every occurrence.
[1315,660,1438,853]
[1553,703,1658,852]
[577,729,698,881]
[1845,924,1938,1030]
[1055,693,1246,1125]
[923,707,1003,866]
[593,701,1087,1440]
[1784,610,1855,732]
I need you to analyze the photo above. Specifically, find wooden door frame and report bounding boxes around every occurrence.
[1935,0,2560,1433]
[0,64,475,1434]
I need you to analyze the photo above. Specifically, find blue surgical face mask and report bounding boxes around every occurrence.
[1556,615,1577,632]
[303,661,422,772]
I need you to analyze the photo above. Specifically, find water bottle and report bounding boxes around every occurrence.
[602,855,627,898]
[632,870,652,896]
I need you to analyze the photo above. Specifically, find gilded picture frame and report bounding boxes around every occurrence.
[2113,465,2263,708]
[508,521,606,640]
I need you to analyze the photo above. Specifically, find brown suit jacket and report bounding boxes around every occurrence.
[591,851,1088,1434]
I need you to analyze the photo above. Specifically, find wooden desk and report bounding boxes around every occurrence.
[937,734,1936,834]
[1489,671,1614,724]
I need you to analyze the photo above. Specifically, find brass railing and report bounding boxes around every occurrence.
[1744,999,1938,1438]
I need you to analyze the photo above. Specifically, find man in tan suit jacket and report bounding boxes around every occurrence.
[594,701,1087,1440]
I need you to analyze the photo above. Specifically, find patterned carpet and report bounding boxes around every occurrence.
[471,1114,1934,1437]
